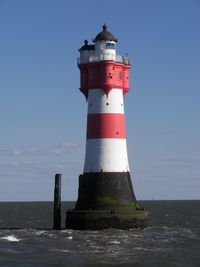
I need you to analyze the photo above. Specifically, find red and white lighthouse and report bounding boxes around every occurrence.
[66,25,148,230]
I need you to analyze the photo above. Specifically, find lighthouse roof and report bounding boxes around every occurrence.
[79,40,95,51]
[94,24,118,42]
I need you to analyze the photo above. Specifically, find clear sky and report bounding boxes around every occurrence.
[0,0,199,201]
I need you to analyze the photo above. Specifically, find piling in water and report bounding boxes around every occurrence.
[53,173,61,230]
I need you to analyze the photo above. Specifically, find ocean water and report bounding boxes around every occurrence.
[0,201,199,267]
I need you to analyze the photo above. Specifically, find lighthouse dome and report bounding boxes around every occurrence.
[79,40,95,51]
[94,24,118,42]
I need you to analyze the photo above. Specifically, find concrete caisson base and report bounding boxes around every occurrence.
[65,209,148,230]
[65,172,148,230]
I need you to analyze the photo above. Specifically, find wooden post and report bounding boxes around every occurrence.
[53,173,61,230]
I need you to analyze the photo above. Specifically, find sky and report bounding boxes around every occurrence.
[0,0,200,201]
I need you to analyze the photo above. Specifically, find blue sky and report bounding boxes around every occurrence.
[0,0,199,201]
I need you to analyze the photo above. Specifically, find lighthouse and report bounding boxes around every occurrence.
[66,25,148,229]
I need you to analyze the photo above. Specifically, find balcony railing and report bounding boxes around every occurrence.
[77,54,131,65]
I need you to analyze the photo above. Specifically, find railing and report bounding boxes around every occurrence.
[77,54,131,65]
[116,55,131,65]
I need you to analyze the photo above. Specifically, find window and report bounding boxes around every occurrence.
[119,72,123,80]
[89,72,93,80]
[104,73,112,79]
[106,43,115,49]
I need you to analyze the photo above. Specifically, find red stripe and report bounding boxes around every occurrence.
[87,113,126,139]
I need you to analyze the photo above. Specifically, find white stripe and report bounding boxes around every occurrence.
[84,139,130,173]
[87,88,124,114]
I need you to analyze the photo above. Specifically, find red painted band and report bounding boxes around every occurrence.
[87,113,126,139]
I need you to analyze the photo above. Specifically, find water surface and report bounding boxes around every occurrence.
[0,201,199,266]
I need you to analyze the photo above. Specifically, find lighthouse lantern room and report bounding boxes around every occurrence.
[66,25,148,230]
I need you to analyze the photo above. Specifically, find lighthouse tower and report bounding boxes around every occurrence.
[66,25,148,229]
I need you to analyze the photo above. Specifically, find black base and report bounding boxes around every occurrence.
[75,172,136,209]
[65,172,148,230]
[65,209,148,230]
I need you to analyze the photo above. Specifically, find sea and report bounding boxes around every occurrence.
[0,200,199,267]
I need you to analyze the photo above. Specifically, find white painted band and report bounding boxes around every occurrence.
[87,88,124,114]
[84,138,130,173]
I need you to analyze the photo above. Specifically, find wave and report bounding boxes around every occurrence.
[0,235,20,242]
